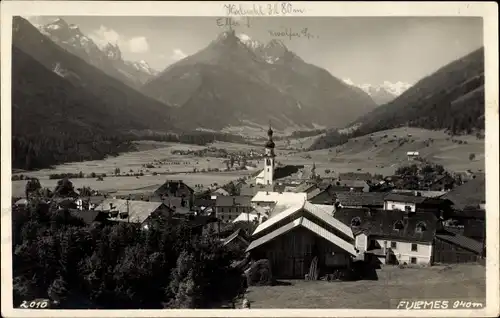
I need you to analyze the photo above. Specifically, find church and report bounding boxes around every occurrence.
[254,125,276,186]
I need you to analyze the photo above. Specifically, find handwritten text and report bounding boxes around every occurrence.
[223,2,306,17]
[268,28,318,40]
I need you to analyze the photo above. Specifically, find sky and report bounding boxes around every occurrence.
[24,16,484,85]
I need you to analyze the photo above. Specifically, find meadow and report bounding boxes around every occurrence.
[244,264,486,309]
[11,127,485,197]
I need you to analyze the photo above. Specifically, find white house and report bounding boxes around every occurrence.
[336,208,437,266]
[383,193,428,212]
[407,151,420,161]
[251,191,307,210]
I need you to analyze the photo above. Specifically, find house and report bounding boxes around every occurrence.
[383,193,452,217]
[193,198,215,215]
[246,200,357,279]
[307,187,335,205]
[406,151,420,161]
[75,196,106,210]
[336,180,370,192]
[427,174,456,191]
[334,208,438,266]
[162,196,191,215]
[153,180,195,209]
[232,212,265,224]
[14,198,28,207]
[215,196,252,223]
[292,182,319,194]
[251,191,307,211]
[432,230,485,264]
[95,199,174,230]
[441,174,485,211]
[222,228,250,251]
[338,172,373,181]
[212,188,230,197]
[334,192,387,209]
[68,209,108,225]
[444,208,485,243]
[391,189,447,198]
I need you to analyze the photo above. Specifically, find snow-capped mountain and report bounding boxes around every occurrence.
[37,18,158,87]
[342,79,412,105]
[142,29,377,130]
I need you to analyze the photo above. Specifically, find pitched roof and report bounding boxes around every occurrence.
[384,193,428,204]
[69,209,102,224]
[335,192,387,207]
[391,190,447,198]
[333,208,438,243]
[251,191,307,204]
[436,232,484,254]
[215,196,252,207]
[441,175,485,210]
[95,199,167,223]
[338,180,369,188]
[252,200,354,241]
[338,172,373,181]
[213,188,230,196]
[232,212,262,223]
[306,188,324,200]
[246,216,357,256]
[223,228,250,247]
[292,182,318,194]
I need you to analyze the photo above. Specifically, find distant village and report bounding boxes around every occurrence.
[13,125,486,284]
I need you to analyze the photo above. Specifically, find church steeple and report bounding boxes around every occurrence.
[265,122,275,150]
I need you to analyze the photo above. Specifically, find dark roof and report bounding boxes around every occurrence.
[223,228,250,246]
[450,207,485,219]
[69,209,102,224]
[436,232,484,254]
[335,192,387,207]
[154,180,195,195]
[187,215,218,228]
[338,172,373,181]
[215,196,252,207]
[384,193,428,204]
[334,208,438,243]
[441,175,485,210]
[194,198,215,208]
[338,180,369,188]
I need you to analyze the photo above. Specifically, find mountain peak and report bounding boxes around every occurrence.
[46,17,69,30]
[216,29,238,42]
[103,42,122,61]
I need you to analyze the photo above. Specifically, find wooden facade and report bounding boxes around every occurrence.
[432,237,481,264]
[251,227,351,279]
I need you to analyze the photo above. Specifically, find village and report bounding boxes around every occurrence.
[12,124,486,309]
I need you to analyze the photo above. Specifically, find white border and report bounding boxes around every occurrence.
[1,1,498,317]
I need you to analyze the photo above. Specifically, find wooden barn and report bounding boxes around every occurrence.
[246,200,357,279]
[432,231,484,264]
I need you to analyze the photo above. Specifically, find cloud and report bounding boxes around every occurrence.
[89,25,149,53]
[88,25,121,47]
[238,33,251,42]
[171,49,187,61]
[128,36,149,53]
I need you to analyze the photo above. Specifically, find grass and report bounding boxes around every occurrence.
[11,127,485,197]
[278,127,485,177]
[244,264,485,309]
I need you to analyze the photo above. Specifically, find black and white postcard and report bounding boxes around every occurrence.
[1,1,498,317]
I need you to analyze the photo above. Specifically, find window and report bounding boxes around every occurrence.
[410,257,417,264]
[404,205,412,212]
[351,217,362,227]
[411,243,418,252]
[416,222,427,233]
[390,241,397,249]
[393,220,404,231]
[391,204,396,210]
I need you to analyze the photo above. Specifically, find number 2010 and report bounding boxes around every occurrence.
[20,300,49,309]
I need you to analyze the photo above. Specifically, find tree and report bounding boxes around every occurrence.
[25,178,42,199]
[54,178,76,197]
[114,167,121,176]
[469,153,476,161]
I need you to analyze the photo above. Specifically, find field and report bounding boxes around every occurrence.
[11,127,485,197]
[276,127,485,176]
[11,141,260,197]
[245,264,486,309]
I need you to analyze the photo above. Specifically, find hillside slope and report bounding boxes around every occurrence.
[12,16,174,132]
[351,47,485,136]
[142,30,376,130]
